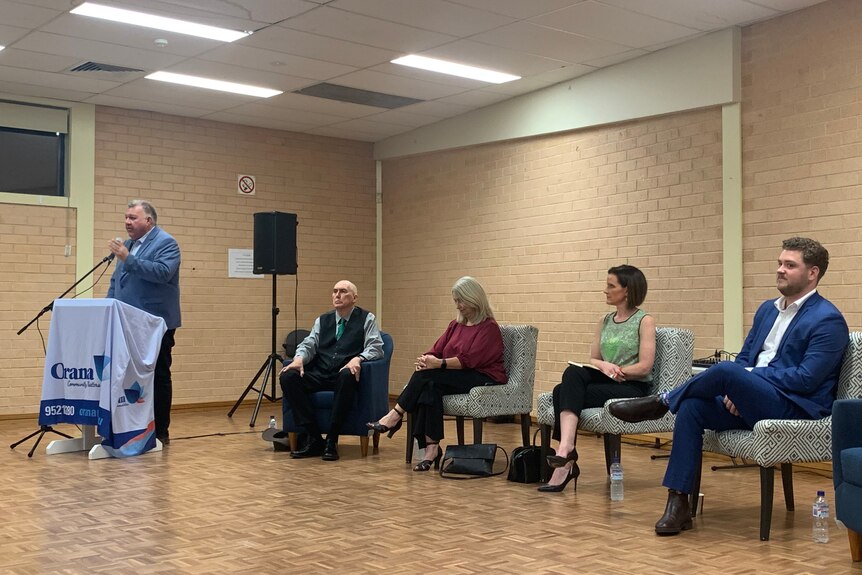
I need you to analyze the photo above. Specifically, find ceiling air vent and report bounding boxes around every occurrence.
[69,61,145,73]
[293,83,423,109]
[67,61,145,81]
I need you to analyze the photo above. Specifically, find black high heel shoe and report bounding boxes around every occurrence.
[537,462,580,492]
[366,407,405,438]
[413,443,442,472]
[546,449,578,469]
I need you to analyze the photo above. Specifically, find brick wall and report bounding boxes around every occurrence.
[382,109,724,399]
[742,0,862,330]
[0,107,376,416]
[0,205,77,414]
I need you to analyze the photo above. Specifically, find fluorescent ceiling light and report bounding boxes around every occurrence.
[0,46,5,51]
[146,71,282,98]
[70,2,250,42]
[391,54,520,84]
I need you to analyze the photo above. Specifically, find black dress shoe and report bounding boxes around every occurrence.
[655,490,693,535]
[608,396,669,423]
[156,432,170,446]
[321,439,339,461]
[290,435,325,459]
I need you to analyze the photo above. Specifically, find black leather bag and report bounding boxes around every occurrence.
[440,443,508,480]
[507,431,546,484]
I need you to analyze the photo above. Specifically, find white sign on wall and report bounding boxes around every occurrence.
[228,249,263,278]
[237,174,256,196]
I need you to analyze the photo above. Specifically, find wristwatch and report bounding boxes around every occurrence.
[441,358,447,369]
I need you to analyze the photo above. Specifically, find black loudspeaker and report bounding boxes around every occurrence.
[253,212,297,275]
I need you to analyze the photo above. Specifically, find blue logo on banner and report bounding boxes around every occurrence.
[93,355,111,381]
[123,382,145,404]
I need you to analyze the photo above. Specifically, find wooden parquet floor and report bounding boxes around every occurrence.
[0,406,859,575]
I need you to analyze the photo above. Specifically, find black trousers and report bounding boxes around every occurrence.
[154,329,176,437]
[552,364,649,442]
[397,368,489,448]
[280,367,356,441]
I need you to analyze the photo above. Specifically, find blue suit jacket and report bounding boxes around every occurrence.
[107,226,181,330]
[735,291,848,418]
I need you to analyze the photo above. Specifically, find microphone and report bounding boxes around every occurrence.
[104,237,123,262]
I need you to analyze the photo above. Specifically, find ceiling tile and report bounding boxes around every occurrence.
[201,44,356,80]
[331,69,469,100]
[0,80,93,101]
[215,100,350,125]
[482,64,594,95]
[0,23,30,45]
[0,47,83,72]
[444,0,586,20]
[530,1,700,49]
[362,108,449,128]
[0,0,62,27]
[434,89,511,108]
[418,39,572,76]
[201,110,321,132]
[471,21,630,63]
[0,65,120,92]
[330,0,514,36]
[102,77,260,110]
[396,99,472,118]
[163,59,311,92]
[306,124,385,141]
[13,32,186,71]
[41,14,224,57]
[597,0,779,30]
[242,26,397,68]
[85,93,214,118]
[279,5,457,52]
[263,92,383,118]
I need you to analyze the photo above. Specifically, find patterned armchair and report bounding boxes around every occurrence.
[833,399,862,562]
[404,324,539,463]
[693,331,862,541]
[537,327,694,480]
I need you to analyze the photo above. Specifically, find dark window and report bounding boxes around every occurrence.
[0,127,66,196]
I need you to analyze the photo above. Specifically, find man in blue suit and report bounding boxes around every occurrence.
[107,200,181,445]
[610,237,848,535]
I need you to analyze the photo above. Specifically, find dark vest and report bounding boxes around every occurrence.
[306,306,369,376]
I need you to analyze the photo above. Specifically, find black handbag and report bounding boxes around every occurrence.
[507,430,547,484]
[439,443,508,480]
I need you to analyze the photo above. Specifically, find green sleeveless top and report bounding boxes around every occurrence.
[599,309,652,382]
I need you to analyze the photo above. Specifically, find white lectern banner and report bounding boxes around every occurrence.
[39,299,167,457]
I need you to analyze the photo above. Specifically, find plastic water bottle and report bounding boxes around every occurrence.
[268,415,277,429]
[610,458,624,501]
[812,490,830,543]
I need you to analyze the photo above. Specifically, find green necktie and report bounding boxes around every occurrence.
[336,318,345,340]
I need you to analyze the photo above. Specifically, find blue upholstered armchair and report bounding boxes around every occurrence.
[833,399,862,562]
[281,332,393,457]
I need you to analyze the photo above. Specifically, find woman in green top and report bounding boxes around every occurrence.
[538,264,656,493]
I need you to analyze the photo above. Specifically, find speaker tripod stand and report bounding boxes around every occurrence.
[228,273,282,427]
[10,426,74,458]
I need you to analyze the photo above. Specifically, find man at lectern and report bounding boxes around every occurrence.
[107,199,181,446]
[278,280,383,461]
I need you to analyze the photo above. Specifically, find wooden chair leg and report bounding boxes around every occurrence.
[849,528,862,562]
[539,423,552,483]
[780,463,794,510]
[472,417,483,444]
[602,434,621,475]
[690,451,703,518]
[372,430,380,454]
[360,435,369,457]
[520,414,531,447]
[405,414,414,463]
[288,432,298,452]
[456,416,465,445]
[759,465,775,541]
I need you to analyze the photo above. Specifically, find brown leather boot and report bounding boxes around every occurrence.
[608,396,669,423]
[655,490,693,535]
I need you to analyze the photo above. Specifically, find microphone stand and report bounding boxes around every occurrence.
[11,254,113,457]
[17,254,113,336]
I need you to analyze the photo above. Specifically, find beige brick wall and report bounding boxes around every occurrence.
[742,0,862,330]
[382,110,724,399]
[0,205,77,414]
[0,107,376,416]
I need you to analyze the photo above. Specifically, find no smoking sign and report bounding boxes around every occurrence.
[237,174,256,196]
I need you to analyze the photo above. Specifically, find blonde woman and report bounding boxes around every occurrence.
[368,277,506,471]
